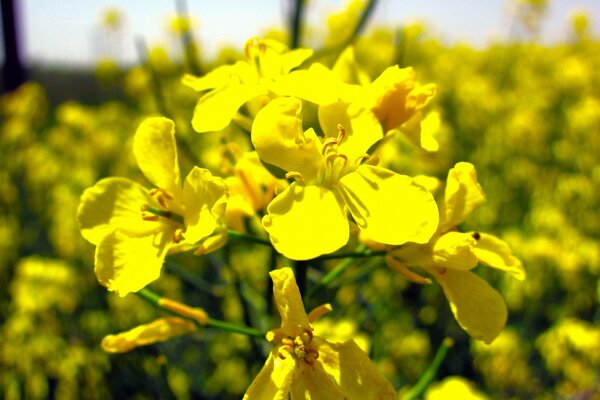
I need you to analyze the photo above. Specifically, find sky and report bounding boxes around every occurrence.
[11,0,600,67]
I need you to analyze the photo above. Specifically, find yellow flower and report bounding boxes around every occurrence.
[244,267,396,399]
[386,162,525,344]
[252,97,439,260]
[77,117,228,296]
[182,37,344,132]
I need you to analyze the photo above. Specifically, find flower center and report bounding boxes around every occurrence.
[141,188,186,243]
[279,329,319,366]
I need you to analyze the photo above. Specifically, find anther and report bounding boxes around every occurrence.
[336,124,346,143]
[285,171,304,182]
[141,214,160,222]
[322,137,339,155]
[472,232,481,240]
[174,228,185,243]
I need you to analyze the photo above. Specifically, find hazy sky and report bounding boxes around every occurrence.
[14,0,600,66]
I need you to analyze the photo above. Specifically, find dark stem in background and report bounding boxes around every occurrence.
[289,0,307,49]
[295,260,308,298]
[175,0,202,76]
[1,0,27,92]
[135,37,168,116]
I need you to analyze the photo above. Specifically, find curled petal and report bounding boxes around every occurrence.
[340,165,439,245]
[263,184,349,260]
[192,81,267,132]
[101,317,197,353]
[94,228,173,297]
[432,231,478,270]
[243,350,297,400]
[440,162,486,231]
[181,64,238,92]
[470,232,526,280]
[433,269,507,344]
[182,167,228,243]
[134,117,181,200]
[251,97,322,181]
[270,267,312,338]
[77,177,157,245]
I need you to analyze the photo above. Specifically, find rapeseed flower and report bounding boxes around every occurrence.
[385,162,525,343]
[77,117,228,296]
[252,97,439,260]
[183,37,344,132]
[244,267,396,399]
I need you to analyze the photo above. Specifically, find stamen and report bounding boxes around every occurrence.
[321,137,339,155]
[149,188,173,209]
[173,228,185,243]
[336,124,346,143]
[141,214,160,222]
[285,171,304,182]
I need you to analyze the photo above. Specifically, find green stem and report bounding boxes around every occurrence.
[135,288,264,338]
[205,318,264,338]
[227,229,272,246]
[316,249,386,261]
[401,338,454,400]
[306,256,356,299]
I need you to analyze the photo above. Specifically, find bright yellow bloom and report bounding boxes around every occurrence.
[244,267,396,400]
[252,97,439,260]
[386,162,525,344]
[77,117,228,296]
[182,37,344,133]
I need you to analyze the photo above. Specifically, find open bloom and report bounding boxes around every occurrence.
[252,96,439,260]
[182,37,344,133]
[77,117,228,296]
[385,162,525,344]
[244,267,396,399]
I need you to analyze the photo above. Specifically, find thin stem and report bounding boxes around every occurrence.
[135,288,264,338]
[401,338,454,400]
[227,229,272,246]
[306,256,356,300]
[316,249,386,261]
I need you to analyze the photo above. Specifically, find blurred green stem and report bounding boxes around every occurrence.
[401,337,454,400]
[306,245,367,299]
[227,229,272,246]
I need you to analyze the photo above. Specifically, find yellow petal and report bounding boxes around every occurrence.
[263,184,349,260]
[251,97,322,181]
[78,177,157,245]
[433,269,507,344]
[94,228,173,297]
[101,317,197,353]
[270,267,311,338]
[243,350,297,400]
[182,167,228,243]
[192,81,267,132]
[432,231,478,270]
[332,46,372,86]
[470,232,526,280]
[318,101,383,161]
[317,338,397,400]
[339,165,439,245]
[289,361,347,400]
[271,64,342,105]
[181,64,237,92]
[281,48,314,73]
[440,162,486,231]
[133,117,181,199]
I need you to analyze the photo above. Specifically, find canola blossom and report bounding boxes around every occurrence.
[77,117,228,296]
[182,37,344,132]
[9,0,592,394]
[244,268,396,399]
[252,96,440,260]
[385,162,525,344]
